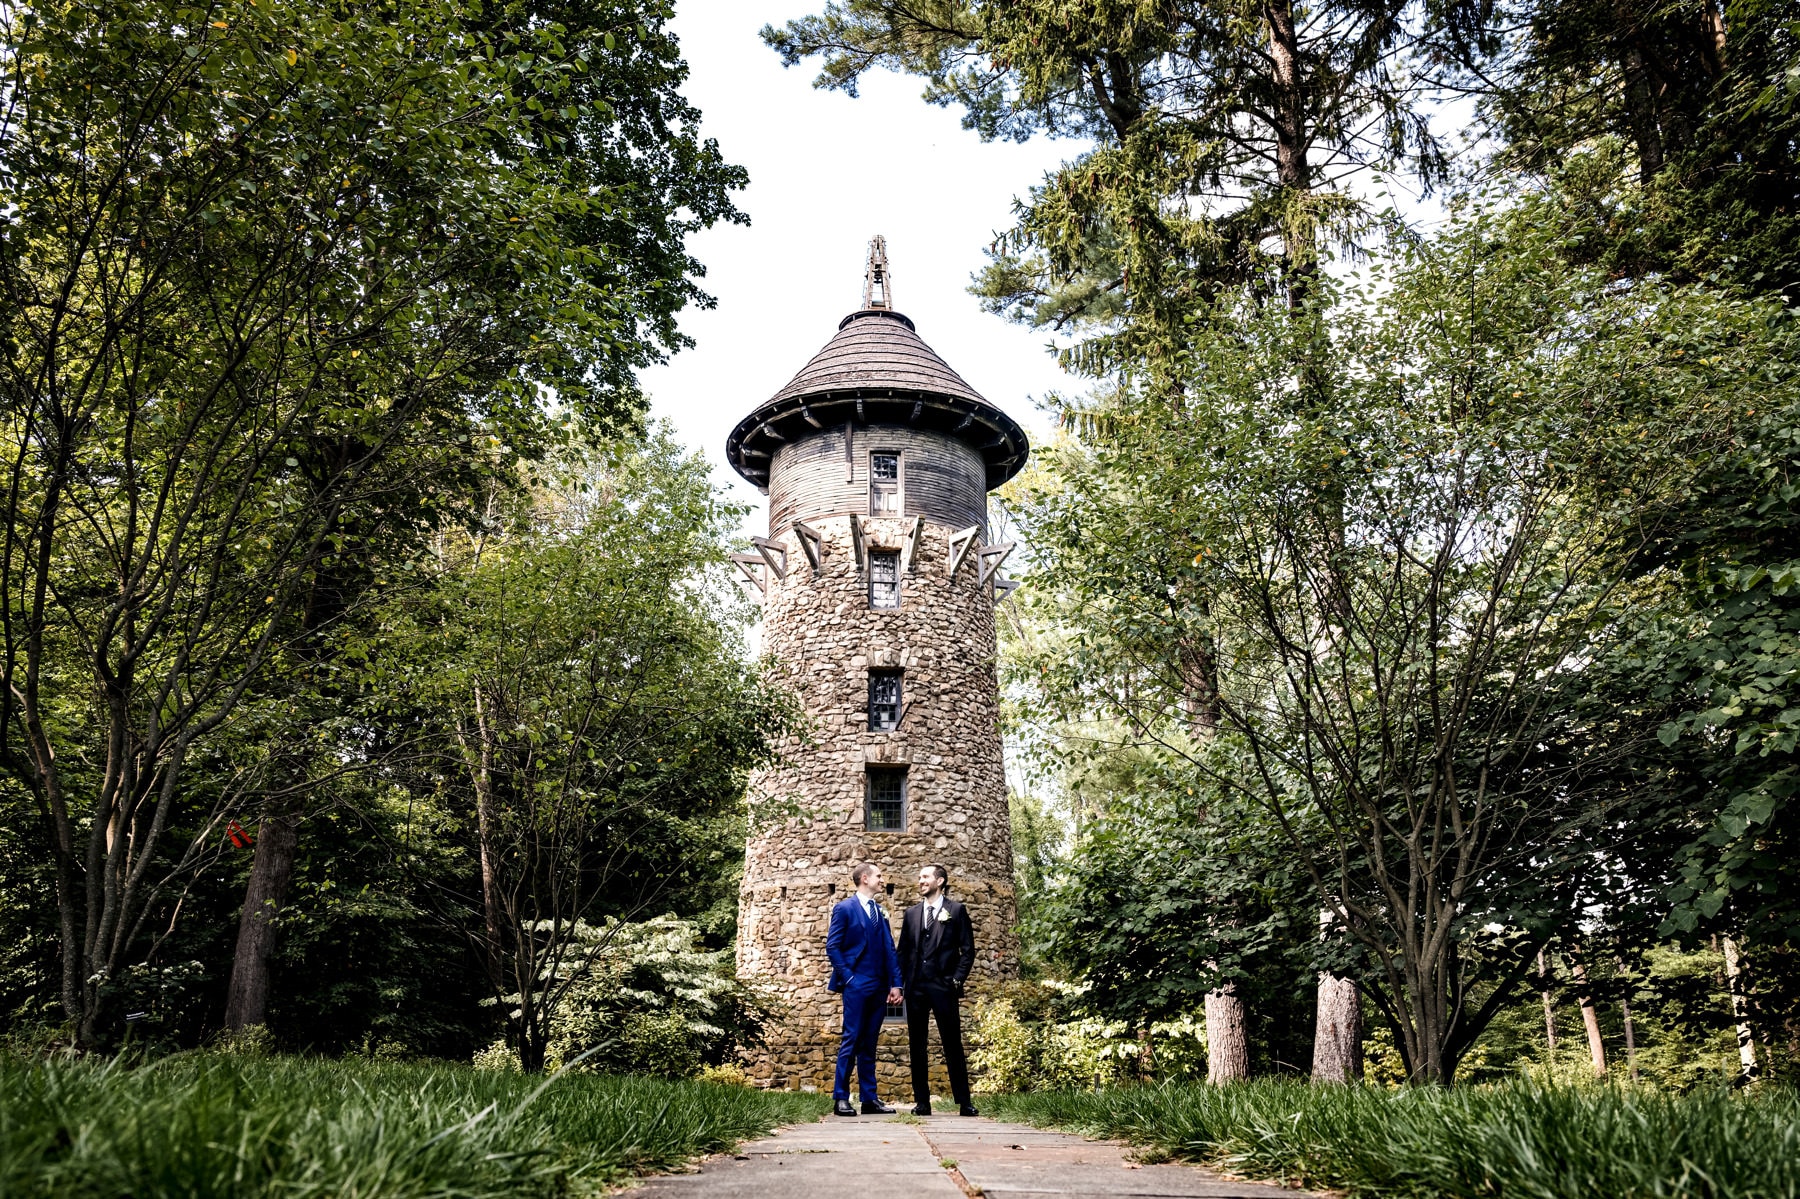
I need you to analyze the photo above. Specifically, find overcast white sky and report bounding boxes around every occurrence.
[637,1,1083,527]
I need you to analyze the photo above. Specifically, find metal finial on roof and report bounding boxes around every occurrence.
[862,235,893,309]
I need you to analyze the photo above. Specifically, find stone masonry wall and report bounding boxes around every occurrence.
[737,509,1019,1097]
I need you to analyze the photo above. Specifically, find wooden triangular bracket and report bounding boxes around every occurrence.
[992,576,1021,605]
[731,553,766,595]
[752,536,788,581]
[946,525,980,579]
[851,516,869,574]
[977,542,1015,588]
[791,522,823,575]
[900,516,924,574]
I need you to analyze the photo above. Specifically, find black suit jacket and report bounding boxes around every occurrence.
[898,897,975,991]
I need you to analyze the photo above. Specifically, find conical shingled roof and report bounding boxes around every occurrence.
[727,307,1029,493]
[769,309,985,406]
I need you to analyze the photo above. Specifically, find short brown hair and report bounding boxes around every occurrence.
[852,862,879,886]
[924,863,948,886]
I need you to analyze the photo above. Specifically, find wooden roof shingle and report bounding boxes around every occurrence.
[727,307,1029,493]
[770,309,985,406]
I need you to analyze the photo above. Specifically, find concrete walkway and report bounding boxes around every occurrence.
[635,1112,1313,1199]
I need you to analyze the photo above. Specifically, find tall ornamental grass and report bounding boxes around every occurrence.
[988,1079,1800,1199]
[0,1053,827,1198]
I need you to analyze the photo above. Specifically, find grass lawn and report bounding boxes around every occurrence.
[0,1053,829,1198]
[988,1079,1800,1199]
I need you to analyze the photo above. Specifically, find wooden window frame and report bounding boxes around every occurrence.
[868,549,901,609]
[868,669,903,731]
[868,449,902,517]
[865,765,907,832]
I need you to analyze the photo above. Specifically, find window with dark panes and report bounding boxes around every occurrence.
[868,670,903,731]
[866,767,906,831]
[870,451,901,515]
[869,550,900,609]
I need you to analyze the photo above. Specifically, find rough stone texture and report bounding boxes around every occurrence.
[737,507,1019,1096]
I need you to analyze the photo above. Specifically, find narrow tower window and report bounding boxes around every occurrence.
[869,550,900,609]
[868,669,903,731]
[865,766,907,831]
[869,451,901,515]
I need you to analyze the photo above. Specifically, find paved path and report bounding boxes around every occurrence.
[635,1112,1312,1199]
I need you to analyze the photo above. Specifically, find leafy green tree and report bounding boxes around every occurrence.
[1468,0,1800,293]
[1005,201,1798,1082]
[362,434,794,1072]
[764,0,1449,375]
[0,0,742,1046]
[1638,407,1800,954]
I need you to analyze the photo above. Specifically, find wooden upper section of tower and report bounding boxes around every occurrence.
[725,237,1030,493]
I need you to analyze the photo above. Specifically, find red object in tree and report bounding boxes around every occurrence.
[226,820,255,850]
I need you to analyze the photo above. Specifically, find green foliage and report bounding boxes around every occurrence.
[361,432,792,1069]
[764,0,1443,381]
[539,915,773,1079]
[0,0,745,1045]
[968,992,1210,1093]
[1001,196,1800,1080]
[1475,0,1800,294]
[0,1052,828,1197]
[1636,395,1800,949]
[259,787,489,1060]
[989,1080,1800,1198]
[1006,789,1063,971]
[1456,945,1747,1089]
[969,996,1137,1092]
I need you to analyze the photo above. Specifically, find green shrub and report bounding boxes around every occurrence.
[698,1062,754,1088]
[969,998,1040,1092]
[548,915,771,1077]
[969,996,1209,1092]
[494,914,774,1079]
[213,1023,276,1058]
[471,1039,521,1072]
[989,1079,1800,1198]
[613,1008,705,1079]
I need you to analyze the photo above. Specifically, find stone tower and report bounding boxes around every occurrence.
[727,238,1029,1093]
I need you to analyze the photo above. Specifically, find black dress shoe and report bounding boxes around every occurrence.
[959,1103,981,1117]
[834,1099,858,1117]
[912,1102,932,1116]
[860,1098,896,1114]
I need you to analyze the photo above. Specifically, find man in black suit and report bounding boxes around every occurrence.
[896,863,978,1116]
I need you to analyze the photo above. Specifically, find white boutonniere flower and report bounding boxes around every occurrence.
[935,907,951,924]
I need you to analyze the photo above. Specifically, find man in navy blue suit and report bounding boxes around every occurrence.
[825,861,903,1116]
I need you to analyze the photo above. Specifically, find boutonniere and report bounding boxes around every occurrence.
[935,907,951,924]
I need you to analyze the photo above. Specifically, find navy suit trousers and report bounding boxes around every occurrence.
[834,976,889,1101]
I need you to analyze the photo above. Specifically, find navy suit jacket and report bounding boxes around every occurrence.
[826,894,903,994]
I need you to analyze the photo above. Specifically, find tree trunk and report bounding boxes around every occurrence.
[1570,955,1607,1077]
[1205,978,1250,1083]
[223,807,301,1032]
[1722,936,1759,1079]
[1538,949,1558,1052]
[456,687,505,993]
[1311,972,1363,1082]
[1177,634,1220,738]
[1620,994,1639,1080]
[1264,0,1315,311]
